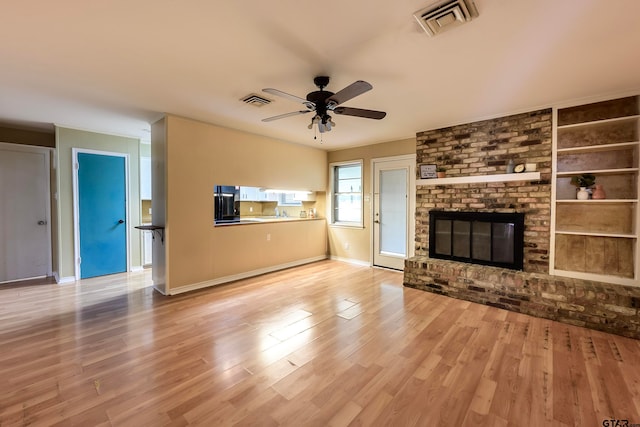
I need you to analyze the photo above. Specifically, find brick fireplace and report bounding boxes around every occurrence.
[403,109,640,339]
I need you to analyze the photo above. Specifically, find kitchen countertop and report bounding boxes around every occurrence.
[216,216,324,226]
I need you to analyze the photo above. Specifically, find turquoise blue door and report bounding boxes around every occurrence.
[78,152,127,279]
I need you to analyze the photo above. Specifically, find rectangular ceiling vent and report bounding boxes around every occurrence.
[241,93,272,107]
[413,0,478,37]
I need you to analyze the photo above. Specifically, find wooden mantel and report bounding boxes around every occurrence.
[416,172,541,186]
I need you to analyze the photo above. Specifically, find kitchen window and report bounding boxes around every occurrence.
[330,160,363,227]
[278,192,302,206]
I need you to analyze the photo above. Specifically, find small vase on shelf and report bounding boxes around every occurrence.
[592,184,606,199]
[506,159,515,174]
[576,187,590,200]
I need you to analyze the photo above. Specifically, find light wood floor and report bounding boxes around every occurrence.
[1,260,640,426]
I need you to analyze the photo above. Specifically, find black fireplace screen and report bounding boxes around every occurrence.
[429,211,525,270]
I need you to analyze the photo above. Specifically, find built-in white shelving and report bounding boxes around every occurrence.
[551,95,640,286]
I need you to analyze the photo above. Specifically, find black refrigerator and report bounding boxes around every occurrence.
[214,185,240,224]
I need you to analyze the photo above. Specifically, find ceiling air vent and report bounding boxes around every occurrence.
[241,93,272,107]
[413,0,478,37]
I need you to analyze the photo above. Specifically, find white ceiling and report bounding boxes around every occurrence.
[1,0,639,149]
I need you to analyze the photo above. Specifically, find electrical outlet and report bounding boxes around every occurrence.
[344,242,350,250]
[249,206,253,212]
[266,233,271,241]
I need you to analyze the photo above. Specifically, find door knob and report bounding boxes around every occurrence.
[38,220,47,225]
[118,219,124,224]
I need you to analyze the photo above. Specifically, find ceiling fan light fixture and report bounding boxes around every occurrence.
[311,114,333,133]
[262,76,385,138]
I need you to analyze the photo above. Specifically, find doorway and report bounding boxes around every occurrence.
[0,143,52,283]
[73,149,129,279]
[372,155,415,270]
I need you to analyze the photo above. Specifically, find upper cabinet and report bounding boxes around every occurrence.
[140,156,152,200]
[552,95,639,286]
[239,187,278,201]
[294,192,316,201]
[239,187,311,202]
[239,186,259,201]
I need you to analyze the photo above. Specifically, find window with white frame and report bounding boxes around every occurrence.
[278,192,302,206]
[330,160,363,226]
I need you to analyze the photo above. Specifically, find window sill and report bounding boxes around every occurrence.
[330,222,364,229]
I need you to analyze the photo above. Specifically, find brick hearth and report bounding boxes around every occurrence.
[404,258,640,339]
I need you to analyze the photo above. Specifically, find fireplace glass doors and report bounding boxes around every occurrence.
[429,211,525,270]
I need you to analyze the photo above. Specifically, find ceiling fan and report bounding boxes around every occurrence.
[262,76,386,133]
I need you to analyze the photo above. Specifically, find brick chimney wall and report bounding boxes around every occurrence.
[415,108,553,273]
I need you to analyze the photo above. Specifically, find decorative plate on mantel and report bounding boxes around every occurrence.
[513,163,526,173]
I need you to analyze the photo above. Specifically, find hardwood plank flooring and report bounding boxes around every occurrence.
[1,260,640,426]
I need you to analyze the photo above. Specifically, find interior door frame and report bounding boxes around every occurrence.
[0,142,53,281]
[72,148,130,281]
[370,154,416,269]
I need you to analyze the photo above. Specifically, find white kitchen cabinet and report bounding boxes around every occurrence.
[294,191,316,201]
[240,186,259,201]
[140,157,152,200]
[143,229,153,266]
[240,187,278,201]
[259,190,278,201]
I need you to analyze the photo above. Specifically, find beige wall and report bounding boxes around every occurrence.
[55,127,141,279]
[159,115,328,293]
[326,138,415,264]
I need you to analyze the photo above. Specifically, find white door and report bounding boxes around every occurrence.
[0,143,51,283]
[373,157,415,270]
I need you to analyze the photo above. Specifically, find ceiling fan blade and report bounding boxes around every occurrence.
[333,107,386,120]
[262,110,311,122]
[326,80,372,106]
[262,88,315,109]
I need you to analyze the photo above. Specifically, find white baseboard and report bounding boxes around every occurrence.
[130,266,145,272]
[329,256,371,267]
[168,255,328,295]
[56,274,76,284]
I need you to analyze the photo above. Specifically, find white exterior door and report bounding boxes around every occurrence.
[373,156,415,270]
[0,143,51,283]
